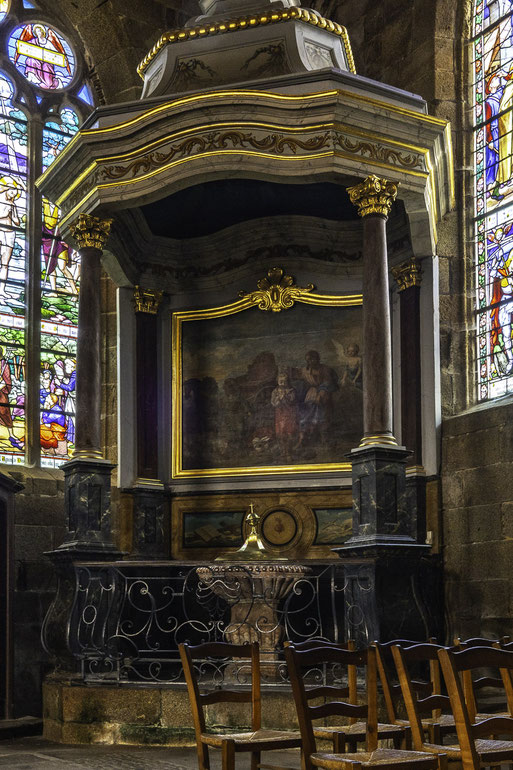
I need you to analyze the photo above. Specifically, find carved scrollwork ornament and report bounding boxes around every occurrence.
[133,285,163,314]
[391,258,422,292]
[239,267,314,312]
[347,174,399,219]
[70,213,113,251]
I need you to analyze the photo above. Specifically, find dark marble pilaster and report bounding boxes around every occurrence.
[406,469,427,545]
[130,485,169,559]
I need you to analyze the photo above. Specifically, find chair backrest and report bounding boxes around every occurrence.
[179,641,259,740]
[285,643,378,769]
[374,639,435,724]
[455,637,512,721]
[284,639,356,705]
[438,646,513,768]
[392,643,452,750]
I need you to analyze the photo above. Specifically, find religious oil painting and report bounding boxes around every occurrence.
[313,507,353,545]
[183,511,245,548]
[173,284,363,478]
[474,0,513,399]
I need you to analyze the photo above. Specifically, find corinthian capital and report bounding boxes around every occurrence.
[70,213,113,251]
[347,174,398,218]
[392,258,422,292]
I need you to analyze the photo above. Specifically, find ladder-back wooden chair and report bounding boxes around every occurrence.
[454,636,512,722]
[438,645,513,770]
[285,639,407,751]
[392,643,458,756]
[374,639,444,745]
[179,641,302,770]
[285,642,444,770]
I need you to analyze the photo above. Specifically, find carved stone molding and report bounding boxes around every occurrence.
[239,267,314,311]
[347,175,399,219]
[391,258,422,292]
[70,213,113,251]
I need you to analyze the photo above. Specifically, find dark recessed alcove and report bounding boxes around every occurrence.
[139,179,360,239]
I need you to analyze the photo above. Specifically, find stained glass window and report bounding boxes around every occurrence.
[0,1,92,466]
[474,0,513,399]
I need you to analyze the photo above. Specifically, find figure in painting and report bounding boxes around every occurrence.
[0,346,23,451]
[341,343,362,388]
[40,365,67,455]
[271,371,298,459]
[14,24,72,90]
[0,175,23,293]
[53,358,76,445]
[488,225,513,373]
[295,350,339,448]
[42,199,77,294]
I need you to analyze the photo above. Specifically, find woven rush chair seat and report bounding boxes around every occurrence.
[201,729,302,749]
[313,722,406,741]
[311,748,442,768]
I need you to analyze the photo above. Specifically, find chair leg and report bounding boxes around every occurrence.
[436,755,448,770]
[333,732,345,753]
[197,741,210,770]
[251,750,261,770]
[222,739,236,770]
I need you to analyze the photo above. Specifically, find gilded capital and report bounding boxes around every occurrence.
[133,285,163,314]
[70,213,113,251]
[347,174,398,218]
[392,258,422,292]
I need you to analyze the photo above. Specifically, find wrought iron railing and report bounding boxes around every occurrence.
[54,561,352,685]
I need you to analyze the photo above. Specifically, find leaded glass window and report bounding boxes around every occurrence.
[474,0,513,399]
[0,1,92,466]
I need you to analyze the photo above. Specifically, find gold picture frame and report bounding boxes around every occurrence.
[172,268,363,479]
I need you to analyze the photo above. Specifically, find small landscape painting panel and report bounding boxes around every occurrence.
[179,301,362,474]
[183,510,245,548]
[314,507,353,545]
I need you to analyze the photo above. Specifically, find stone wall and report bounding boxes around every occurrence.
[442,400,513,641]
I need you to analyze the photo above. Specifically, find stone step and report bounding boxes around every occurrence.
[0,717,43,740]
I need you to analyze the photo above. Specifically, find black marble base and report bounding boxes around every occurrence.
[343,444,414,547]
[337,546,441,645]
[406,472,427,544]
[56,457,120,555]
[130,485,169,559]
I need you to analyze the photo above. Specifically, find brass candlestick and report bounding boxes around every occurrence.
[215,504,288,561]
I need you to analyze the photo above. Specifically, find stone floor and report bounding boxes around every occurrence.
[0,737,301,769]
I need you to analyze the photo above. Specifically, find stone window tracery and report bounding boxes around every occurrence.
[0,0,93,466]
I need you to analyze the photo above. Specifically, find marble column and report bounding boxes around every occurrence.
[131,286,168,559]
[392,258,426,544]
[335,177,435,641]
[51,214,120,559]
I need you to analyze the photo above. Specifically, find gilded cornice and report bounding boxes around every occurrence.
[137,8,355,78]
[347,174,399,219]
[391,258,422,292]
[69,213,113,251]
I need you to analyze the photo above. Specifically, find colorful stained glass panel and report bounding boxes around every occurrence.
[474,0,513,399]
[0,1,9,25]
[8,23,75,91]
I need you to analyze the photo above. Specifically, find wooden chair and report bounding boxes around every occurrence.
[392,643,458,754]
[374,639,449,745]
[454,637,512,722]
[285,642,444,769]
[438,645,513,769]
[285,639,407,751]
[179,641,302,770]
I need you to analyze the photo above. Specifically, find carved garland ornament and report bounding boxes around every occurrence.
[239,267,314,312]
[347,174,399,218]
[62,131,420,218]
[69,213,113,251]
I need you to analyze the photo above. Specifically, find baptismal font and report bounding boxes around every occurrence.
[196,506,310,676]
